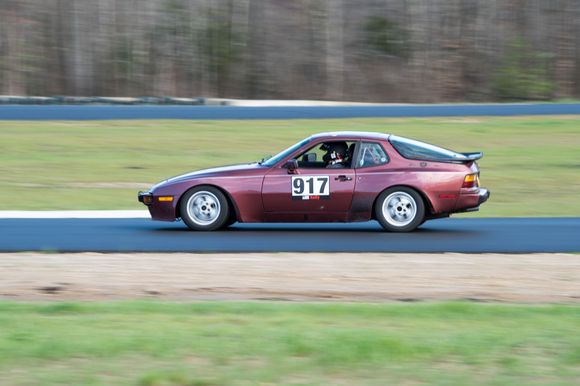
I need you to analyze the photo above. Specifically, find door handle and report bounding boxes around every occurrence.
[335,175,352,181]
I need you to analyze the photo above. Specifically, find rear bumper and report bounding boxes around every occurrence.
[454,188,490,213]
[478,188,490,205]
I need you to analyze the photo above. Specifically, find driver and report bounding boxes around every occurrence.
[322,141,348,168]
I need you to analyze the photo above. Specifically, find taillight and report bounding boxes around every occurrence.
[462,174,478,188]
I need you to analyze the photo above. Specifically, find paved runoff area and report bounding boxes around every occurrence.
[1,103,580,120]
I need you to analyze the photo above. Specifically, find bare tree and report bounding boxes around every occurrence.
[0,0,579,102]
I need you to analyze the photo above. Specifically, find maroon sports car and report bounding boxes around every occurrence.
[138,132,489,232]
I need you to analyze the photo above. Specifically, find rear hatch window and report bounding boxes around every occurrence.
[389,135,468,162]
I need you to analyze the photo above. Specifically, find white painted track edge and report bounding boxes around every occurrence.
[0,211,150,219]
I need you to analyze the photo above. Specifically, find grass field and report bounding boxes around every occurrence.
[1,116,579,215]
[0,301,578,386]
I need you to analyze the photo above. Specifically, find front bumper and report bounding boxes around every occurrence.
[138,191,177,221]
[138,191,153,205]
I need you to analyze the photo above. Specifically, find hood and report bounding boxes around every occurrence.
[151,162,264,190]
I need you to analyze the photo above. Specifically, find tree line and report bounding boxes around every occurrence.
[1,0,579,102]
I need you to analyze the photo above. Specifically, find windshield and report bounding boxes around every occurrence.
[389,135,466,161]
[261,138,312,166]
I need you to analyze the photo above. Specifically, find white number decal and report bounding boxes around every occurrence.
[291,176,330,199]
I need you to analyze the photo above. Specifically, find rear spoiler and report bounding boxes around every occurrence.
[459,152,483,162]
[422,152,483,164]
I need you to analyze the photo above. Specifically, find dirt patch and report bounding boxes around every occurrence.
[0,253,578,302]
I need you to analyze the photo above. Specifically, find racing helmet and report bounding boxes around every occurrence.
[322,141,348,164]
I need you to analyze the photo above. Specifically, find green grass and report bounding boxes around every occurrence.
[0,301,578,385]
[1,116,579,215]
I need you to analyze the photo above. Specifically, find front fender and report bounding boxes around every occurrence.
[153,175,265,222]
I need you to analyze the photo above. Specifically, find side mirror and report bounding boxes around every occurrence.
[286,159,299,174]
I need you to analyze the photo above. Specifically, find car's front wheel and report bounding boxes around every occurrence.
[375,187,425,232]
[180,186,230,231]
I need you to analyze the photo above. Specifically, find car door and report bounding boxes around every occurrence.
[261,145,357,218]
[348,141,394,220]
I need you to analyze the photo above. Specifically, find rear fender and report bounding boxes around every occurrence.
[370,185,434,220]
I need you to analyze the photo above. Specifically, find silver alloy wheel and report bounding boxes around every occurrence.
[186,191,221,226]
[382,191,417,227]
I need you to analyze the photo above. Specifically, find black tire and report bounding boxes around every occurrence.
[225,212,238,227]
[179,186,230,231]
[374,187,425,232]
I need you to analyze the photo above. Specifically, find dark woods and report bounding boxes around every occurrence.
[0,0,578,102]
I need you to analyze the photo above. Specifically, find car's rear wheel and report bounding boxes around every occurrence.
[375,187,425,232]
[180,186,230,231]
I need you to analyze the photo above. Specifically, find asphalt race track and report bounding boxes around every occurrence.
[1,217,578,253]
[2,105,579,254]
[1,103,580,120]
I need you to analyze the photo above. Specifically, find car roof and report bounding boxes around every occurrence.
[308,131,391,141]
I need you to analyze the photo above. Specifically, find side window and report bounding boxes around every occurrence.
[295,141,355,169]
[357,142,389,168]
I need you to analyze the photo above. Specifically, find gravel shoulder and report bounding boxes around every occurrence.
[1,252,579,302]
